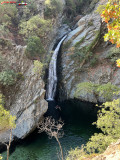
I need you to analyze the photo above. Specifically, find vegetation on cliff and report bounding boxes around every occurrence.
[74,82,120,101]
[0,0,120,159]
[67,99,120,159]
[67,0,120,159]
[19,16,52,39]
[0,54,18,86]
[0,94,16,133]
[0,94,16,160]
[100,0,120,48]
[65,0,99,19]
[45,0,63,18]
[33,60,43,76]
[25,36,45,59]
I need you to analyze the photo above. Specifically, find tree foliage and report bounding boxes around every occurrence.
[74,82,120,101]
[0,94,16,133]
[67,99,120,159]
[19,15,52,39]
[100,0,120,48]
[33,60,43,76]
[25,36,45,58]
[86,99,120,153]
[45,0,63,17]
[0,70,17,86]
[0,0,17,26]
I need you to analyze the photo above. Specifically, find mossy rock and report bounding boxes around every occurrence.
[74,82,120,101]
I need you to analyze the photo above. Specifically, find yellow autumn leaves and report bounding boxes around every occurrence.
[0,155,2,159]
[0,94,16,133]
[116,59,120,67]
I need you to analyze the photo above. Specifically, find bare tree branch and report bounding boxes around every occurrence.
[38,116,64,160]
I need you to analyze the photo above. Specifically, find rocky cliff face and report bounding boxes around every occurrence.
[0,0,66,143]
[0,44,48,142]
[58,0,120,103]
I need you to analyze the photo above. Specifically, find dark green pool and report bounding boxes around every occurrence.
[2,100,98,160]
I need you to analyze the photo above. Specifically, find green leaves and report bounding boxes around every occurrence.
[0,70,17,86]
[74,82,120,101]
[0,0,17,25]
[45,0,63,17]
[96,99,120,137]
[96,82,120,101]
[0,155,2,159]
[67,98,120,158]
[86,133,114,153]
[25,36,45,59]
[0,94,16,133]
[33,60,43,76]
[19,15,52,39]
[86,99,120,154]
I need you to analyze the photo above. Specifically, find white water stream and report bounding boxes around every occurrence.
[46,35,67,101]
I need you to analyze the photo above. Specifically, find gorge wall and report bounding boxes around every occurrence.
[58,0,120,103]
[0,0,66,143]
[0,0,119,146]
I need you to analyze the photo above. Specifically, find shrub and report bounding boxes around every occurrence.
[88,21,93,26]
[90,55,98,67]
[96,82,120,101]
[45,0,63,17]
[64,0,76,17]
[71,31,100,68]
[106,47,120,64]
[67,99,120,159]
[0,94,16,132]
[0,0,17,26]
[66,147,86,160]
[62,40,72,52]
[25,36,45,58]
[86,133,113,153]
[74,82,120,101]
[33,60,43,76]
[72,46,93,64]
[65,0,89,17]
[74,82,96,97]
[0,25,12,40]
[19,15,52,39]
[0,155,2,159]
[74,37,85,48]
[27,0,37,14]
[86,99,120,153]
[0,70,17,86]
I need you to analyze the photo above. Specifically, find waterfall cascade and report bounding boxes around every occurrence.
[46,35,67,101]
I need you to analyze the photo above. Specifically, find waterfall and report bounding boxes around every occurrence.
[46,35,67,101]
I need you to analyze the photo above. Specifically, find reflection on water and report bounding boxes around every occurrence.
[2,100,99,160]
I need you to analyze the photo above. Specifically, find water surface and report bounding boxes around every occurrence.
[2,101,98,160]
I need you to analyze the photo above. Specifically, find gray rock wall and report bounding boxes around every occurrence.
[58,0,120,103]
[0,45,48,142]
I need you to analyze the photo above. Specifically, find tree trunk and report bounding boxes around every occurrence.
[55,136,64,160]
[7,129,12,160]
